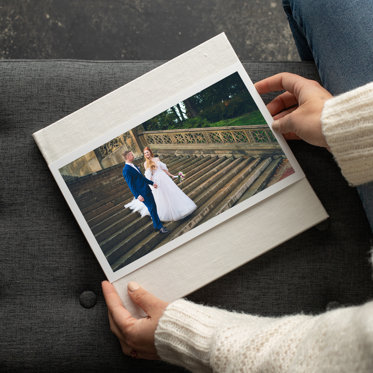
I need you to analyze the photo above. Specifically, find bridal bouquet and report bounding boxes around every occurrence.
[177,171,185,183]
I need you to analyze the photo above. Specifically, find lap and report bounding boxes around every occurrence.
[283,0,373,94]
[283,0,373,232]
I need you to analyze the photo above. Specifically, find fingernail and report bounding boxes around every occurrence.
[128,281,140,292]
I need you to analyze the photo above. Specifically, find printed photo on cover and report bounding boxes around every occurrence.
[59,72,295,275]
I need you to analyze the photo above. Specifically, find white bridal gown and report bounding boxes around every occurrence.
[125,159,197,222]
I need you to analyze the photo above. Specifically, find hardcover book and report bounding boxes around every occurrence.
[33,33,328,314]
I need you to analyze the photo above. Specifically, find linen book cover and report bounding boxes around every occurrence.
[33,33,328,313]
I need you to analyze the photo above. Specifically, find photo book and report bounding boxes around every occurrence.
[33,33,328,314]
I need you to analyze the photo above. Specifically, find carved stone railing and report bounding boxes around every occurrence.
[138,125,281,156]
[142,125,276,145]
[97,137,125,158]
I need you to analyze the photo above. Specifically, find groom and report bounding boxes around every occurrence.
[122,151,169,234]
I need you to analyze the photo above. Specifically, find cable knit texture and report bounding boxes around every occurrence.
[155,83,373,372]
[155,300,373,372]
[322,82,373,186]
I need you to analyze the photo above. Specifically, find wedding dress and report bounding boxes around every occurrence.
[124,159,197,222]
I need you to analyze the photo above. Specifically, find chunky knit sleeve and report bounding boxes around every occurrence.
[155,299,373,372]
[322,82,373,186]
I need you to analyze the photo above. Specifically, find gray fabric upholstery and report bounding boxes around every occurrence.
[1,60,372,372]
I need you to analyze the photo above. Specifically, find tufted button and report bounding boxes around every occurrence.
[326,301,340,311]
[79,290,97,309]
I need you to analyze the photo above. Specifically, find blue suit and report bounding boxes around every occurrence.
[122,163,163,230]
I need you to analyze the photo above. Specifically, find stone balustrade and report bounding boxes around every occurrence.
[138,125,281,156]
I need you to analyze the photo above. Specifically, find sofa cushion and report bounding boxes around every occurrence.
[1,60,372,372]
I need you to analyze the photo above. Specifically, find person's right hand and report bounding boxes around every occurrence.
[153,183,158,189]
[255,73,332,148]
[138,195,144,202]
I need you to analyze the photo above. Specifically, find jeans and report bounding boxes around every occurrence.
[283,0,373,232]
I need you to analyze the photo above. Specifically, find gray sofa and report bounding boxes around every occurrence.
[1,60,372,372]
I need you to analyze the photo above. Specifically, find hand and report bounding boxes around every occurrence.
[153,183,158,189]
[255,73,332,147]
[102,281,168,360]
[138,195,144,202]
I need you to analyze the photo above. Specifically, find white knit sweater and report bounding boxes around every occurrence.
[154,82,373,372]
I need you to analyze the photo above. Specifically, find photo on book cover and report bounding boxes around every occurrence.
[53,67,303,281]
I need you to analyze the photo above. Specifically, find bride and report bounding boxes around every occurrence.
[124,147,197,221]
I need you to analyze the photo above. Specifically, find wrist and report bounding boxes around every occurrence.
[155,299,215,371]
[155,299,260,372]
[321,82,373,185]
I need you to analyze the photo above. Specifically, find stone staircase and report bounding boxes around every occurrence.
[65,154,293,272]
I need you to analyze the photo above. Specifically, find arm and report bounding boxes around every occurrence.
[144,169,158,188]
[144,167,153,182]
[163,169,176,178]
[157,158,176,178]
[123,168,139,199]
[156,299,373,372]
[321,82,373,185]
[102,282,373,372]
[124,167,153,199]
[141,171,154,186]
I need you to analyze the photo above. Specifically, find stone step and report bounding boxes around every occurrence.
[176,156,216,179]
[67,154,286,273]
[155,155,185,171]
[67,161,124,183]
[72,156,197,217]
[111,226,172,271]
[168,157,198,177]
[152,155,193,179]
[100,210,152,255]
[236,157,283,204]
[266,157,294,188]
[96,156,220,257]
[101,216,148,257]
[67,163,125,196]
[107,218,156,267]
[89,203,131,233]
[94,207,138,242]
[165,158,261,240]
[202,157,276,222]
[87,193,134,229]
[110,157,254,269]
[182,157,231,194]
[88,157,191,236]
[108,157,244,268]
[140,156,171,173]
[165,155,191,170]
[185,157,248,205]
[82,190,128,220]
[77,180,125,211]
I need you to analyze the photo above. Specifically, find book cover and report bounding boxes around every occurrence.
[33,33,328,313]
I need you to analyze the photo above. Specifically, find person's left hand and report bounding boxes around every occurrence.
[102,281,168,360]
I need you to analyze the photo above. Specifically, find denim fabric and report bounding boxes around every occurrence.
[283,0,373,232]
